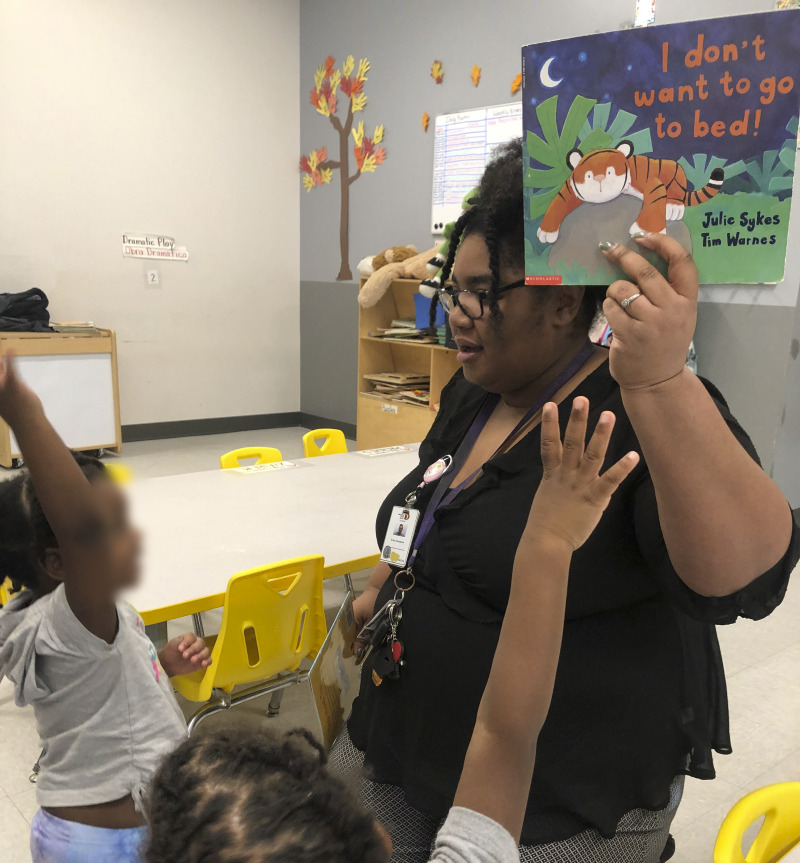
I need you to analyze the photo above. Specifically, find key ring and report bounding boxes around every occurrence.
[393,567,416,602]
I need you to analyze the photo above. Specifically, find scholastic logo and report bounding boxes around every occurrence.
[526,275,563,285]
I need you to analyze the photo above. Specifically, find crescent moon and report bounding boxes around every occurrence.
[540,57,562,88]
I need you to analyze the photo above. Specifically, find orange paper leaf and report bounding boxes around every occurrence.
[422,112,430,132]
[511,73,522,95]
[430,60,444,84]
[324,56,335,78]
[470,65,481,87]
[317,146,328,164]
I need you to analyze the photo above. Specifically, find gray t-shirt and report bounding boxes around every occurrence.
[0,584,186,811]
[430,807,519,863]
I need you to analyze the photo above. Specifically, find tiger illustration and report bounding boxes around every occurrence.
[536,140,724,243]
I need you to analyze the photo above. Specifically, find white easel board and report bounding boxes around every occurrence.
[431,101,522,232]
[9,353,117,454]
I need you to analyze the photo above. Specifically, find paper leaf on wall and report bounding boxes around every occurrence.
[351,93,368,113]
[343,55,355,77]
[471,65,482,87]
[511,73,522,95]
[422,112,430,132]
[431,60,444,84]
[373,125,384,144]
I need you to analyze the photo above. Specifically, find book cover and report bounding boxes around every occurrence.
[521,11,800,285]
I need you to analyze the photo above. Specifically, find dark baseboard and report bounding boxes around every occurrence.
[121,412,356,443]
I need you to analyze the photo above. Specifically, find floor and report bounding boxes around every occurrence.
[1,428,798,863]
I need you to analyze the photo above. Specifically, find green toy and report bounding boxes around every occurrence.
[419,187,479,298]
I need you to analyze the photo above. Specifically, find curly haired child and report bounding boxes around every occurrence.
[0,352,212,863]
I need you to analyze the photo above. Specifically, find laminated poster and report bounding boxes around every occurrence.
[521,11,800,285]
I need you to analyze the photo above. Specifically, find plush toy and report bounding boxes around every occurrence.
[358,245,440,308]
[356,245,418,279]
[419,188,479,298]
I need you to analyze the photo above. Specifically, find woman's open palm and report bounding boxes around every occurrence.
[525,398,639,551]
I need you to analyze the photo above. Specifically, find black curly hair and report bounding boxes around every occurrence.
[0,454,107,599]
[145,726,388,863]
[437,137,605,328]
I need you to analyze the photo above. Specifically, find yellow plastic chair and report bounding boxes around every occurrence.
[171,555,327,732]
[302,428,347,458]
[104,463,133,485]
[714,782,800,863]
[220,446,283,469]
[0,577,21,607]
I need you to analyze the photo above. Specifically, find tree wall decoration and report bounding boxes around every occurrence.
[300,55,386,281]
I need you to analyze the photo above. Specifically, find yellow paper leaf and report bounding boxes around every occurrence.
[314,66,325,89]
[471,64,481,87]
[329,69,341,93]
[430,60,444,84]
[357,58,370,81]
[351,121,364,147]
[361,154,377,173]
[373,124,384,144]
[317,97,330,117]
[302,175,314,192]
[511,73,522,95]
[351,93,367,113]
[321,168,333,185]
[422,112,430,132]
[308,151,319,170]
[343,55,355,77]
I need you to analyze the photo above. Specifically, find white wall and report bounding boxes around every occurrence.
[0,0,300,427]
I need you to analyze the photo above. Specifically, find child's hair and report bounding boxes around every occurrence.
[0,454,107,596]
[145,726,387,863]
[438,138,606,328]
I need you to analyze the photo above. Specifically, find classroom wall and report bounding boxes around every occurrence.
[299,0,800,473]
[0,0,300,429]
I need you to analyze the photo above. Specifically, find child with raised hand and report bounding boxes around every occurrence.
[144,396,638,863]
[0,352,212,863]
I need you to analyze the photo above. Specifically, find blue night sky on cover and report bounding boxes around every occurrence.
[521,11,800,165]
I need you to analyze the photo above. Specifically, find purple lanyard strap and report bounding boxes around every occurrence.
[404,340,594,573]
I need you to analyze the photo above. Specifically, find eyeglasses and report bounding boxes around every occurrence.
[436,278,527,320]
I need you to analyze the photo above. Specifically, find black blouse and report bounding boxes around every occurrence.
[348,360,800,845]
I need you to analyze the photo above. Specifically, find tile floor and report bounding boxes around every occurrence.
[1,428,798,862]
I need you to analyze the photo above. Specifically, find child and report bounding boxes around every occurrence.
[144,397,638,863]
[0,352,212,863]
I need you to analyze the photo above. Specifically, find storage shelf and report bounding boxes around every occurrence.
[357,277,459,450]
[360,336,455,353]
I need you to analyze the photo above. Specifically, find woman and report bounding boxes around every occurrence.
[333,141,799,863]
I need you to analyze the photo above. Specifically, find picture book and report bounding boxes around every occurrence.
[521,11,800,285]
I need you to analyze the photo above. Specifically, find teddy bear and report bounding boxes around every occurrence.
[356,245,418,279]
[357,245,441,308]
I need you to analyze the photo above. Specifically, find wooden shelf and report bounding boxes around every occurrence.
[357,279,458,450]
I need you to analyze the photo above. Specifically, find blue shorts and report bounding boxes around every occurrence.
[31,809,148,863]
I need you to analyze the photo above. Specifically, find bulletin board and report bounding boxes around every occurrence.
[431,102,522,232]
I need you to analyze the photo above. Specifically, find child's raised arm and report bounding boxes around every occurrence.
[0,352,116,640]
[452,397,638,841]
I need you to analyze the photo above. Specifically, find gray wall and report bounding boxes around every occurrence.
[299,0,798,479]
[773,295,800,505]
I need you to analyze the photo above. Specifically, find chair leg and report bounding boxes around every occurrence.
[192,613,205,637]
[187,689,231,735]
[267,688,285,718]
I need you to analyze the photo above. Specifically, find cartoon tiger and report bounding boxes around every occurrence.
[536,140,724,243]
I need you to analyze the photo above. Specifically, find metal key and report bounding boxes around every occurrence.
[354,599,399,666]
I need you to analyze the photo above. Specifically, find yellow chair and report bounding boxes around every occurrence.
[714,782,800,863]
[104,463,133,485]
[302,428,347,458]
[0,577,21,607]
[171,555,327,732]
[220,446,283,469]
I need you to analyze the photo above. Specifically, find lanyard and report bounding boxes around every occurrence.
[402,340,594,576]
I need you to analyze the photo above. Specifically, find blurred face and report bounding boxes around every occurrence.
[95,478,143,590]
[449,234,584,396]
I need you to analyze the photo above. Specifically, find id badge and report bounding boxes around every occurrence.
[380,506,420,568]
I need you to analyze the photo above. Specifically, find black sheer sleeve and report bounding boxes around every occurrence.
[633,378,800,625]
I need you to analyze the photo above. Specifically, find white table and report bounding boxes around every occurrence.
[782,844,800,861]
[125,447,419,623]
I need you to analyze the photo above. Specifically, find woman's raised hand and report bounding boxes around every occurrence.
[0,352,40,424]
[524,398,639,551]
[601,234,697,390]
